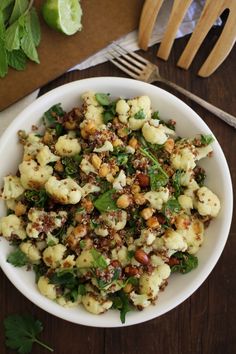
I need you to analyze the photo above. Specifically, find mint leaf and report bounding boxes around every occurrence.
[21,12,39,63]
[9,0,28,24]
[7,49,27,70]
[200,134,214,146]
[94,189,118,213]
[5,20,21,51]
[7,249,28,267]
[134,109,146,120]
[0,38,8,77]
[4,314,54,353]
[1,0,14,23]
[30,7,40,46]
[0,0,14,11]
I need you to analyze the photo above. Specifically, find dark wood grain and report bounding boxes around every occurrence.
[1,28,235,354]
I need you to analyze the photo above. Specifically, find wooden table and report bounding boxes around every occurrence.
[1,28,235,354]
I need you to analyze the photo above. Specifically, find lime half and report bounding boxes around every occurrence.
[42,0,83,35]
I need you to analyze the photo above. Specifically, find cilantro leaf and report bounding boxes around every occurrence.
[43,103,65,126]
[4,314,53,353]
[90,248,108,269]
[49,269,79,289]
[163,197,181,214]
[134,109,146,120]
[200,134,214,146]
[149,166,168,190]
[94,189,118,213]
[170,252,198,274]
[172,169,183,198]
[95,93,110,106]
[7,249,28,267]
[111,290,132,324]
[24,189,48,208]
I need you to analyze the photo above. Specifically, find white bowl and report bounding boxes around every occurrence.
[0,77,233,327]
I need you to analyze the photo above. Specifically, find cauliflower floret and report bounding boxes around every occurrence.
[150,254,165,267]
[130,291,150,308]
[135,229,156,246]
[38,276,57,300]
[23,133,44,160]
[178,194,193,214]
[142,122,168,145]
[116,99,130,124]
[19,160,53,189]
[94,141,113,153]
[0,214,26,240]
[196,145,213,160]
[171,146,196,171]
[101,210,127,231]
[113,170,126,190]
[195,186,221,217]
[139,264,171,300]
[26,208,67,238]
[82,91,104,127]
[80,158,97,175]
[81,183,101,196]
[43,244,66,268]
[94,227,109,237]
[163,229,188,256]
[177,217,204,254]
[111,246,129,267]
[76,249,94,268]
[57,296,80,307]
[36,145,60,166]
[127,96,151,130]
[55,134,81,157]
[45,176,81,204]
[1,175,25,200]
[20,241,41,263]
[82,293,112,314]
[145,188,169,210]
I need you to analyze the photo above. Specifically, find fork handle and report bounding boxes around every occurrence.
[159,77,236,129]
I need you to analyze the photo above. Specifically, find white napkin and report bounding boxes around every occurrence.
[0,0,220,136]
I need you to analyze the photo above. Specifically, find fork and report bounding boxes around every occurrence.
[107,44,236,129]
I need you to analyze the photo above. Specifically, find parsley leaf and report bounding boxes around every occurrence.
[94,189,118,213]
[170,252,198,274]
[200,134,214,146]
[90,248,107,269]
[149,166,168,190]
[111,290,132,324]
[4,314,53,353]
[7,249,28,267]
[134,109,146,120]
[49,269,79,289]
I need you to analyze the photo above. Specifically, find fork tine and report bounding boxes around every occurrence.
[107,57,140,79]
[110,46,145,70]
[112,43,149,64]
[108,52,143,74]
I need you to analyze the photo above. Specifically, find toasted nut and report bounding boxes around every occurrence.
[146,216,160,229]
[81,198,94,213]
[164,138,175,153]
[106,173,114,183]
[54,160,64,172]
[43,130,54,145]
[113,138,123,147]
[91,154,102,169]
[136,173,150,188]
[131,184,141,194]
[134,193,146,205]
[124,266,139,276]
[66,225,87,250]
[64,120,77,130]
[15,202,27,216]
[99,163,110,177]
[123,283,133,293]
[140,207,153,220]
[134,249,149,265]
[81,120,96,139]
[110,260,121,267]
[117,127,129,137]
[74,225,87,238]
[110,164,119,176]
[113,233,122,246]
[156,213,166,224]
[116,194,130,209]
[128,137,138,149]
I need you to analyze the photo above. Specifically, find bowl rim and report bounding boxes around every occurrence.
[0,77,233,327]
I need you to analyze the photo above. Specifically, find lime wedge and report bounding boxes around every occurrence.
[42,0,83,35]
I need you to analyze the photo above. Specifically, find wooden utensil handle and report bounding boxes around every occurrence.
[159,77,236,129]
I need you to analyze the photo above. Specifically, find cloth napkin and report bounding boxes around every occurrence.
[0,0,220,136]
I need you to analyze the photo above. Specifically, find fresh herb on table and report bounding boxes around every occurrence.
[7,248,28,267]
[4,314,53,353]
[0,0,41,78]
[170,251,198,274]
[94,189,118,213]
